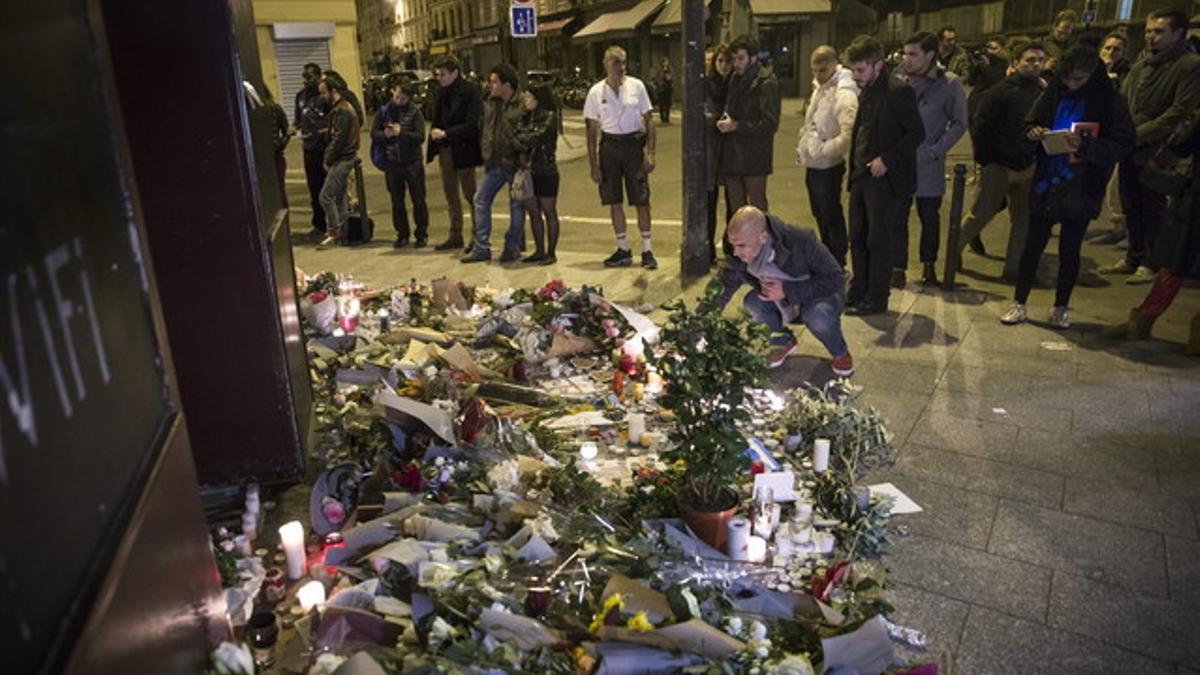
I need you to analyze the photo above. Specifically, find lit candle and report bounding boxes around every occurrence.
[296,580,326,612]
[627,413,646,442]
[747,536,767,564]
[813,439,830,473]
[579,442,599,461]
[279,521,306,580]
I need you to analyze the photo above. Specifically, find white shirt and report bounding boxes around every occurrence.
[583,76,653,134]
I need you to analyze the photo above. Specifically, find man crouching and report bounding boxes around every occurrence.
[717,206,854,376]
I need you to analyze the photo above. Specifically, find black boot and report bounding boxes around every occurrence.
[921,262,939,286]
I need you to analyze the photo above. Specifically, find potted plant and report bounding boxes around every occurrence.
[650,278,769,551]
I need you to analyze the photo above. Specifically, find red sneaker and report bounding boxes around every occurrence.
[767,338,798,368]
[831,352,854,377]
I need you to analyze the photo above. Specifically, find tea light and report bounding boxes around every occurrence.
[813,438,830,473]
[580,441,599,461]
[296,579,326,612]
[279,521,306,580]
[747,536,768,564]
[627,413,646,442]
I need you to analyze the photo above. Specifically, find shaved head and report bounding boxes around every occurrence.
[811,45,838,65]
[727,207,770,262]
[811,45,840,84]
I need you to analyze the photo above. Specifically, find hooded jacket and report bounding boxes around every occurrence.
[904,64,968,197]
[1121,41,1200,164]
[718,213,846,310]
[1025,63,1135,221]
[971,72,1044,170]
[797,66,859,170]
[719,62,781,177]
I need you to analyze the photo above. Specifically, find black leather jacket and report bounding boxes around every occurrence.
[513,108,558,177]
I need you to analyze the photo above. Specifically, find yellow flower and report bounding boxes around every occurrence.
[589,593,624,634]
[625,611,655,632]
[572,646,596,673]
[673,459,687,470]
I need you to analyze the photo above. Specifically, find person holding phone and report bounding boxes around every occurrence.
[371,81,428,248]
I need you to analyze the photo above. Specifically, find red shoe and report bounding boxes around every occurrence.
[768,338,798,368]
[831,352,854,377]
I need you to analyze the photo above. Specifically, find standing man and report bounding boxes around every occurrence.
[844,35,925,316]
[894,32,968,287]
[718,35,781,212]
[654,56,674,125]
[718,206,854,375]
[427,56,484,252]
[1043,10,1078,61]
[938,26,970,79]
[1102,8,1200,283]
[797,45,859,267]
[956,41,1047,281]
[317,76,361,247]
[585,45,659,270]
[371,81,429,248]
[294,63,328,239]
[461,64,527,263]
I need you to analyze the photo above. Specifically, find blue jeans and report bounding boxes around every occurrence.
[742,292,849,358]
[471,167,526,256]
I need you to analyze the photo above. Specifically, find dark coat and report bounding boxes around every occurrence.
[371,100,425,167]
[972,73,1044,170]
[1025,63,1135,222]
[1151,109,1200,278]
[513,108,559,177]
[480,93,524,173]
[324,98,361,165]
[718,213,845,310]
[704,72,731,189]
[1122,42,1200,164]
[426,75,484,168]
[719,63,781,177]
[849,70,925,197]
[294,85,327,153]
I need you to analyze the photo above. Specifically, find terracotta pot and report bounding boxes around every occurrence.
[679,489,740,553]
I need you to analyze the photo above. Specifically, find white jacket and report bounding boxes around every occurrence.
[796,67,860,170]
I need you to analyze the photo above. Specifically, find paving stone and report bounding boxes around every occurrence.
[1026,381,1152,423]
[909,409,1019,461]
[957,605,1176,675]
[1166,537,1200,606]
[1010,427,1161,492]
[935,363,1035,397]
[852,359,944,395]
[1048,571,1200,669]
[888,535,1051,622]
[887,475,999,549]
[885,582,969,670]
[1158,464,1200,504]
[1063,477,1197,539]
[894,444,1065,508]
[949,346,1080,380]
[988,500,1168,598]
[926,389,1074,433]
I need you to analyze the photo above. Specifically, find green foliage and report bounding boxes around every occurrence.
[780,383,894,487]
[649,278,770,510]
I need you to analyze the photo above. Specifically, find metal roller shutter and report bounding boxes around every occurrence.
[275,39,331,124]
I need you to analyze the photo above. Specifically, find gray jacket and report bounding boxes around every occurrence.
[905,66,968,197]
[718,213,845,310]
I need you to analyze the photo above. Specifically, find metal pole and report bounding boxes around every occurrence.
[942,163,967,290]
[680,0,709,277]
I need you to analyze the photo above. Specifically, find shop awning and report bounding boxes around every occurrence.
[651,0,721,34]
[574,0,668,40]
[748,0,831,16]
[538,16,576,34]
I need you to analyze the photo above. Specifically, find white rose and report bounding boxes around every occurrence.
[750,620,768,641]
[726,616,743,635]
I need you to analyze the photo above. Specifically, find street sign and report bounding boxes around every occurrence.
[511,2,537,38]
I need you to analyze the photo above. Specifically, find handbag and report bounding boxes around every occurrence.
[510,166,534,201]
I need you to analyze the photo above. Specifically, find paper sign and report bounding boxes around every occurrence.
[868,482,922,514]
[753,471,796,502]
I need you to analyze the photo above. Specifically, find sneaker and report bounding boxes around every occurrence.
[603,248,633,267]
[317,234,339,249]
[434,237,463,251]
[767,338,798,368]
[498,248,520,263]
[460,249,491,263]
[831,352,855,377]
[1000,302,1028,325]
[641,250,658,270]
[890,269,907,289]
[1099,259,1136,275]
[1125,266,1154,285]
[1048,305,1070,329]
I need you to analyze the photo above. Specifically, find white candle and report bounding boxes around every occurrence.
[579,442,599,461]
[747,536,767,564]
[813,438,830,473]
[627,413,646,442]
[279,521,306,580]
[727,517,750,560]
[296,580,326,612]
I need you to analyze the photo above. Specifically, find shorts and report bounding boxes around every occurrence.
[599,134,650,206]
[533,172,560,198]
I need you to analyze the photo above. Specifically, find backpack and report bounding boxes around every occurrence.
[369,104,389,171]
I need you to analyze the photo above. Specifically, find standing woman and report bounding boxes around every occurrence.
[705,44,733,265]
[513,84,561,264]
[1002,45,1134,328]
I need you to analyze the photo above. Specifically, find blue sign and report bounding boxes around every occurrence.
[511,4,537,38]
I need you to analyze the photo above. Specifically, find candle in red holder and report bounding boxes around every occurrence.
[262,567,287,604]
[750,460,766,475]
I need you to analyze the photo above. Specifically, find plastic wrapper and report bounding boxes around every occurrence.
[314,607,404,653]
[884,618,929,650]
[304,295,339,335]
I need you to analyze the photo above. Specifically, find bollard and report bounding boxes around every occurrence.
[942,163,968,290]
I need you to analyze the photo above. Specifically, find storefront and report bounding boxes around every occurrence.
[748,0,832,99]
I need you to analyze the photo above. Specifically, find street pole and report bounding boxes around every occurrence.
[680,0,709,277]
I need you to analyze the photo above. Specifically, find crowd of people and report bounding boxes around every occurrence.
[287,9,1199,371]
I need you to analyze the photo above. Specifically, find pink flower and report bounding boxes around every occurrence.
[321,497,347,527]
